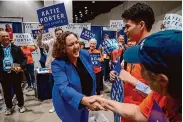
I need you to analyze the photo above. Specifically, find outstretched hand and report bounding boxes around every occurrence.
[81,96,106,111]
[88,95,112,111]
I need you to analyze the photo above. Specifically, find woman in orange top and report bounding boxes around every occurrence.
[21,45,37,91]
[88,39,104,95]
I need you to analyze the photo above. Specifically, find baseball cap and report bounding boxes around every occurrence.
[123,30,182,75]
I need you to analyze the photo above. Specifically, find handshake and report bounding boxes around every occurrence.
[81,95,110,111]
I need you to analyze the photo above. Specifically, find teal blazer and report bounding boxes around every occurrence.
[51,49,96,122]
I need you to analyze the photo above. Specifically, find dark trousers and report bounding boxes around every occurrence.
[40,61,46,68]
[104,59,110,81]
[24,63,35,87]
[1,71,24,109]
[96,71,103,95]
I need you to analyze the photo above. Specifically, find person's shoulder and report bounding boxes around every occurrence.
[52,58,67,67]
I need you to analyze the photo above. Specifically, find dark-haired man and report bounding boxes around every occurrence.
[110,3,155,122]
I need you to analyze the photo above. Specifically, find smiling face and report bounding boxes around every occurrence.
[117,35,124,47]
[89,39,97,50]
[65,34,80,60]
[124,19,143,43]
[0,31,10,46]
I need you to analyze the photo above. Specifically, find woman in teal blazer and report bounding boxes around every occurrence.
[51,31,98,122]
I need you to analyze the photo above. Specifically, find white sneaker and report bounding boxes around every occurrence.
[0,94,3,100]
[19,106,26,113]
[49,107,55,113]
[5,108,14,116]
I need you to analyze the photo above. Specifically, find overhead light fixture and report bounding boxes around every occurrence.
[79,11,82,14]
[85,10,88,12]
[84,6,87,9]
[75,15,77,17]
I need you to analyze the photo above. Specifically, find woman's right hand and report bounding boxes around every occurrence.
[81,96,105,111]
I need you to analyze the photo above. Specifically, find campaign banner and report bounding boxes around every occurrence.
[110,20,124,30]
[149,100,168,122]
[37,3,68,29]
[42,33,53,42]
[31,29,49,39]
[80,28,95,41]
[13,33,34,46]
[101,39,118,54]
[103,26,117,31]
[163,14,182,30]
[49,23,91,47]
[110,57,124,122]
[0,23,13,40]
[32,48,41,69]
[23,23,39,33]
[31,29,40,39]
[90,53,101,67]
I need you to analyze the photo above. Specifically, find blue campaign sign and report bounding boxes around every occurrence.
[31,29,48,39]
[110,58,124,122]
[32,30,40,39]
[90,53,101,67]
[37,3,68,29]
[101,39,118,54]
[80,28,95,41]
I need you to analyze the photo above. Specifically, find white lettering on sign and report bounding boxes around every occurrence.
[40,13,65,23]
[41,8,60,16]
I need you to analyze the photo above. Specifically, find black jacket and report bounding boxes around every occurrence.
[0,43,27,81]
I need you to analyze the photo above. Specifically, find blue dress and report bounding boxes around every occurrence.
[51,49,96,122]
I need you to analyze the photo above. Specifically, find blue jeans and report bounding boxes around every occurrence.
[24,64,35,88]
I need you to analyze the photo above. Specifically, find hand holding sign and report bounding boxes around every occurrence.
[80,28,95,41]
[90,53,101,67]
[37,3,68,29]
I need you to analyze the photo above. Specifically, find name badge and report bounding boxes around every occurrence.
[3,59,12,71]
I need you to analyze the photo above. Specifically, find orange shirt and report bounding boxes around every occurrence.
[111,49,123,62]
[21,46,36,64]
[139,92,182,121]
[122,64,148,122]
[124,64,147,105]
[88,49,104,73]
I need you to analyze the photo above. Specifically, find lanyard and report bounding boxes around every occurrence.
[2,44,13,72]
